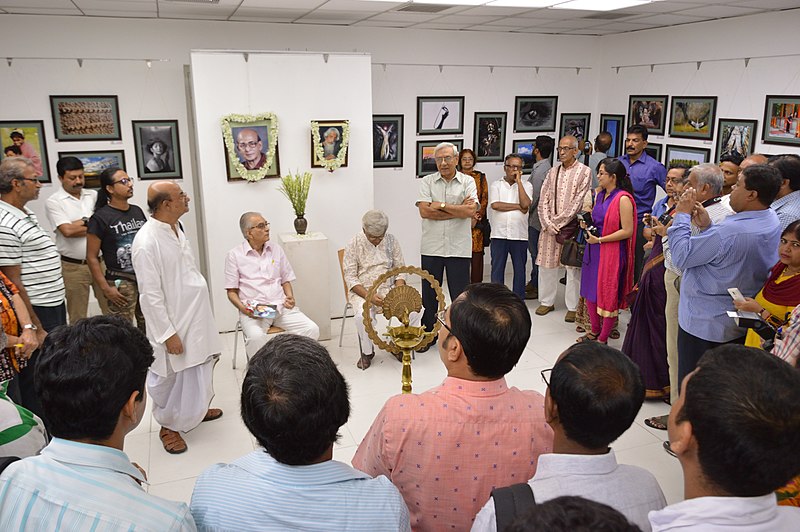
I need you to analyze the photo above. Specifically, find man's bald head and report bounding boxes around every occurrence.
[594,132,612,153]
[740,153,769,171]
[147,181,179,214]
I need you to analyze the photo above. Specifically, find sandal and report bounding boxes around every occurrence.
[575,324,586,333]
[576,332,599,343]
[159,427,187,455]
[609,329,620,340]
[357,353,374,370]
[202,408,223,422]
[645,414,669,431]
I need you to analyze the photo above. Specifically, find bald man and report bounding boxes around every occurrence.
[131,182,223,455]
[235,129,267,170]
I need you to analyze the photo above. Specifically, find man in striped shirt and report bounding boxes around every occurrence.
[0,157,65,421]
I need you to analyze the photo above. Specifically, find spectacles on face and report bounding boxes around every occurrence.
[435,156,455,164]
[557,146,575,152]
[14,177,39,184]
[541,368,552,387]
[237,141,259,150]
[461,157,474,163]
[504,164,522,170]
[113,178,132,186]
[435,309,451,333]
[251,222,270,230]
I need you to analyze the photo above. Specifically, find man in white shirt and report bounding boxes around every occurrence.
[650,345,800,531]
[45,157,108,323]
[489,154,532,299]
[473,342,665,532]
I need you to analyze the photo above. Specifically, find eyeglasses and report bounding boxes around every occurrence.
[435,309,451,333]
[541,368,552,387]
[556,146,576,152]
[434,156,455,164]
[14,177,39,184]
[504,164,522,170]
[251,222,270,230]
[112,178,132,186]
[237,141,259,149]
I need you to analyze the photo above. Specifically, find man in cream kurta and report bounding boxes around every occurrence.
[132,181,222,454]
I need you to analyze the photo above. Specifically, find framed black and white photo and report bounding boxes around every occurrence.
[373,114,403,168]
[416,139,463,178]
[665,144,710,168]
[49,95,121,141]
[514,96,558,133]
[600,114,626,157]
[716,118,757,161]
[628,95,668,135]
[417,96,464,135]
[644,143,663,163]
[0,120,51,183]
[132,120,182,180]
[762,95,800,147]
[58,150,126,189]
[669,96,717,140]
[473,112,506,162]
[559,113,591,142]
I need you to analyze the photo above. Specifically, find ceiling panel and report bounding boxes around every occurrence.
[238,0,324,8]
[622,12,706,24]
[456,5,534,15]
[732,0,800,8]
[231,7,312,19]
[429,14,503,23]
[295,9,365,21]
[371,11,440,22]
[0,0,76,7]
[76,0,156,13]
[354,19,414,26]
[612,1,704,14]
[675,4,764,17]
[3,6,82,14]
[587,21,660,31]
[316,0,401,12]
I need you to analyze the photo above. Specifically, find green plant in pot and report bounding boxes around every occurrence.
[278,171,312,235]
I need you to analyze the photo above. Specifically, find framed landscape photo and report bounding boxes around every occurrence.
[416,139,463,178]
[716,118,757,161]
[514,96,558,133]
[373,114,403,168]
[473,112,506,162]
[58,150,125,189]
[644,143,663,163]
[0,120,51,183]
[762,95,800,147]
[417,96,464,135]
[559,113,591,142]
[600,114,626,157]
[132,120,182,180]
[512,139,536,175]
[665,144,710,168]
[669,96,717,140]
[49,95,121,141]
[628,95,668,135]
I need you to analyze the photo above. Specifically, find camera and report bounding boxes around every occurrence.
[658,213,673,226]
[577,211,599,237]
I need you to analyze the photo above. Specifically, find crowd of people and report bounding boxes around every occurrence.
[0,125,797,530]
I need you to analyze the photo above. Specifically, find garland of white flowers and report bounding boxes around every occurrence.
[311,120,350,172]
[221,112,279,182]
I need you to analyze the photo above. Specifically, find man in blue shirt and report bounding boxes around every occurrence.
[667,164,782,388]
[620,125,667,281]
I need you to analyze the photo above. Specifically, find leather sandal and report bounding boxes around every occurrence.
[159,427,187,455]
[645,414,669,431]
[357,353,374,370]
[202,408,223,422]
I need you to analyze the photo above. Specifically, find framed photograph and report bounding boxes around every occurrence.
[644,143,663,163]
[57,150,126,189]
[132,120,182,180]
[221,113,278,182]
[665,144,711,168]
[512,139,536,175]
[0,120,51,183]
[417,97,464,135]
[628,95,668,135]
[669,96,717,140]
[716,118,757,161]
[312,120,349,169]
[762,95,800,147]
[49,95,121,141]
[416,139,463,178]
[473,112,506,162]
[225,142,280,182]
[559,113,591,142]
[600,114,626,157]
[514,96,558,133]
[373,114,403,168]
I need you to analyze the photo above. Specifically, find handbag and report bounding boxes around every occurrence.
[479,218,491,248]
[560,229,586,268]
[553,165,578,245]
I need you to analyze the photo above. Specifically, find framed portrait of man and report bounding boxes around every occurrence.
[0,120,51,183]
[221,113,279,183]
[312,120,349,169]
[132,120,182,180]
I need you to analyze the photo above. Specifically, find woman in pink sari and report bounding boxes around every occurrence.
[578,158,637,343]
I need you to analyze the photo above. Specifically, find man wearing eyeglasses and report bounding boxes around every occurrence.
[235,128,267,170]
[489,154,532,299]
[416,142,478,345]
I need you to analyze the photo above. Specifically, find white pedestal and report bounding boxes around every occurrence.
[278,232,331,341]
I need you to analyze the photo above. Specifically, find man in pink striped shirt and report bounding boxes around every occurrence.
[353,283,553,531]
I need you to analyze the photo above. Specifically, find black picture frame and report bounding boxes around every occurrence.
[373,114,403,168]
[416,139,464,178]
[473,112,506,163]
[600,114,626,157]
[514,96,558,133]
[762,95,800,147]
[49,95,121,141]
[417,96,465,135]
[628,95,668,136]
[644,143,663,163]
[0,120,51,183]
[57,149,126,189]
[132,120,182,180]
[669,96,718,141]
[665,144,711,168]
[559,113,591,143]
[512,139,536,175]
[716,118,757,161]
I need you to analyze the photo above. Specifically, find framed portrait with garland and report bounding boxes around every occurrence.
[312,120,349,171]
[221,112,279,182]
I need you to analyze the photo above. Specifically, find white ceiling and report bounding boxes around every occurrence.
[1,0,799,35]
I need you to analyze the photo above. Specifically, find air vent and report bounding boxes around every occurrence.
[397,3,452,13]
[581,12,633,20]
[163,0,220,4]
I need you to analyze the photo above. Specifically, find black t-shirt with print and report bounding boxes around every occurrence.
[88,204,147,273]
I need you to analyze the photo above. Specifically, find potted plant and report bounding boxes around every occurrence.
[278,171,313,235]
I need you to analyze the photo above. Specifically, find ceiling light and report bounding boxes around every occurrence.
[551,0,653,10]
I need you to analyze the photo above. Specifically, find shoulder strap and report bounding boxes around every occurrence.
[492,482,535,531]
[0,456,20,475]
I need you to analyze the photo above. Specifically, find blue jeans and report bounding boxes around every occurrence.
[490,239,528,299]
[528,226,540,286]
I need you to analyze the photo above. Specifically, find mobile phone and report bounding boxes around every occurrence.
[727,288,746,303]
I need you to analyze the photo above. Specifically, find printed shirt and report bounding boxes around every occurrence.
[224,240,295,310]
[417,171,479,258]
[352,377,553,531]
[343,231,405,305]
[44,186,97,260]
[489,178,533,241]
[87,204,147,274]
[772,189,800,232]
[620,151,667,221]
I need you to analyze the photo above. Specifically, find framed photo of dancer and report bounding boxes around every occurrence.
[373,115,403,168]
[57,150,126,189]
[49,95,121,141]
[473,112,506,163]
[665,144,710,168]
[132,120,182,180]
[514,96,558,133]
[600,114,626,157]
[417,97,464,136]
[716,118,757,161]
[416,139,463,178]
[0,120,51,183]
[559,113,591,143]
[669,96,717,140]
[762,95,800,147]
[628,95,668,136]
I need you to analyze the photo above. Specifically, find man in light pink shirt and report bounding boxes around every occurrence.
[225,212,319,357]
[352,283,554,531]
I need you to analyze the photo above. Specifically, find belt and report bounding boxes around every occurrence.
[61,256,88,265]
[105,269,137,282]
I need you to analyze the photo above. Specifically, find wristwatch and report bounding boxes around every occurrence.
[22,323,37,331]
[440,202,446,209]
[82,217,89,226]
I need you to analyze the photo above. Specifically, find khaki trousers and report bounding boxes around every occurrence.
[61,259,110,324]
[664,268,680,404]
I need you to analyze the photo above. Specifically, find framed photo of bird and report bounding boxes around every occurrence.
[669,96,717,141]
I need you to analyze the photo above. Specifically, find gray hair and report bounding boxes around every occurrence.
[362,210,389,237]
[434,142,458,157]
[323,127,340,141]
[690,163,724,196]
[239,211,261,237]
[561,135,579,149]
[0,157,34,194]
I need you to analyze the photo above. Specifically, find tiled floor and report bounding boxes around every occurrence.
[128,279,684,509]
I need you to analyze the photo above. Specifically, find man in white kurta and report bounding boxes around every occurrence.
[132,181,222,454]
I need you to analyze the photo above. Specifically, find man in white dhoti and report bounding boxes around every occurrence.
[132,181,222,455]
